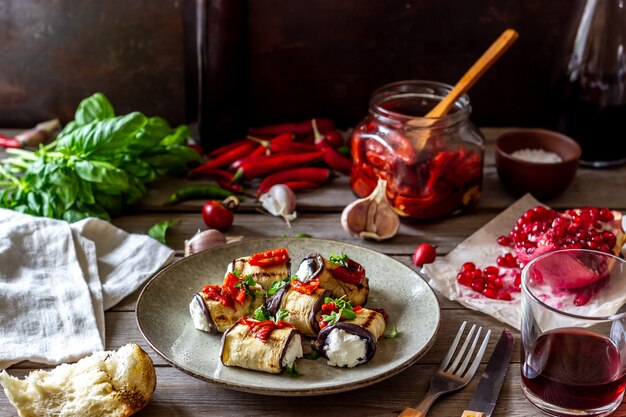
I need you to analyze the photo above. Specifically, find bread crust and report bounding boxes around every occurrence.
[0,344,156,417]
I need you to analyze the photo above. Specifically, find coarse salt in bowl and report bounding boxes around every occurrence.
[495,129,581,199]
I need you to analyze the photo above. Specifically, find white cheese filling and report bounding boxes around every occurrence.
[281,334,303,368]
[323,329,367,368]
[189,298,211,332]
[295,261,311,281]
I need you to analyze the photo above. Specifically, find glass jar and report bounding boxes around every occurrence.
[350,80,484,220]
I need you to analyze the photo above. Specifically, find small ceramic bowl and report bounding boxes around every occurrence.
[496,128,581,199]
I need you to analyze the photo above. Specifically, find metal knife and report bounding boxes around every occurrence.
[461,328,514,417]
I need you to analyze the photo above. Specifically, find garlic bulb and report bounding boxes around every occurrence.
[184,229,227,256]
[341,178,400,241]
[259,184,297,227]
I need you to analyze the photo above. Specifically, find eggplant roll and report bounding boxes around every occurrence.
[189,290,264,334]
[220,323,302,374]
[295,253,369,306]
[313,308,386,368]
[266,286,332,337]
[228,256,290,291]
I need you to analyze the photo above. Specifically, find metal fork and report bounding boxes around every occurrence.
[398,321,492,417]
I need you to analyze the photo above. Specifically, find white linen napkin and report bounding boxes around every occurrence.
[0,209,174,369]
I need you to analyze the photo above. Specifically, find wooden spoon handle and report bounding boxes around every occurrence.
[425,28,519,118]
[398,407,426,417]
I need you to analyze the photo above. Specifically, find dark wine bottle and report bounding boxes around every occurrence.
[560,0,626,168]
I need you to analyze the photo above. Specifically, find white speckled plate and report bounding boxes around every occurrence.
[136,238,440,396]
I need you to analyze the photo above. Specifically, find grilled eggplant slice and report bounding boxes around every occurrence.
[296,253,369,306]
[312,308,386,368]
[220,321,302,374]
[189,287,264,333]
[266,285,331,337]
[229,256,291,291]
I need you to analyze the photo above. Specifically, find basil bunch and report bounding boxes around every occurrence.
[0,93,199,222]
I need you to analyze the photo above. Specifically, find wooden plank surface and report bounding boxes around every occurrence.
[3,127,626,417]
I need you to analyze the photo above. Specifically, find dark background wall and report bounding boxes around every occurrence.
[0,0,586,144]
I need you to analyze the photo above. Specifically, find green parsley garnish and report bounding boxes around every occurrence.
[329,252,349,266]
[253,305,289,322]
[268,278,290,295]
[321,295,356,326]
[384,324,400,339]
[286,362,301,377]
[234,275,261,298]
[254,305,271,321]
[276,309,290,321]
[303,351,321,360]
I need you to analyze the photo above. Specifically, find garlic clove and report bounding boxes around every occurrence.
[341,178,400,241]
[259,184,297,227]
[184,229,227,256]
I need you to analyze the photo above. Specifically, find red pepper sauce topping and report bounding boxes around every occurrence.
[290,277,320,295]
[238,317,293,342]
[202,272,248,308]
[329,256,366,285]
[248,248,290,267]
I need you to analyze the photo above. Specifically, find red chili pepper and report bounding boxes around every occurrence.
[319,139,352,175]
[330,259,366,285]
[208,139,250,158]
[282,181,323,193]
[248,118,335,137]
[247,134,316,154]
[216,179,243,194]
[256,167,332,197]
[232,151,325,182]
[0,134,20,149]
[229,148,270,171]
[248,248,290,267]
[290,278,320,295]
[319,130,345,148]
[192,141,257,174]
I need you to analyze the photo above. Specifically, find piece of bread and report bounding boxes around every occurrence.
[0,343,156,417]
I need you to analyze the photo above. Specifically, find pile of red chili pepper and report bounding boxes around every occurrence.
[190,118,351,197]
[202,272,251,308]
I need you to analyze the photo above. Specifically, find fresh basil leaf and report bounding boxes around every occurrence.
[75,92,115,125]
[76,178,95,204]
[285,363,301,377]
[303,351,321,360]
[254,305,271,321]
[94,193,123,217]
[340,308,357,321]
[75,160,129,189]
[147,219,180,245]
[160,125,191,147]
[165,144,202,163]
[384,324,400,339]
[62,209,89,223]
[75,201,111,221]
[142,154,188,176]
[275,309,289,321]
[268,279,289,295]
[57,112,147,155]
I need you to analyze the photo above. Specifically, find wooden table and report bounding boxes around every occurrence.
[2,127,626,417]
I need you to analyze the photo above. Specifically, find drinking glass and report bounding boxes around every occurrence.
[521,249,626,417]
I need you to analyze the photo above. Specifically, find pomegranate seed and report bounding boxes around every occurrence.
[462,262,476,272]
[483,287,498,299]
[498,291,512,301]
[471,280,485,292]
[599,244,611,253]
[472,269,483,279]
[457,272,472,286]
[497,236,511,246]
[574,292,591,306]
[484,266,499,275]
[599,208,614,222]
[494,277,503,288]
[496,256,506,267]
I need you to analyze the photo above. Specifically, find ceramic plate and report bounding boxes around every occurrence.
[136,238,440,396]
